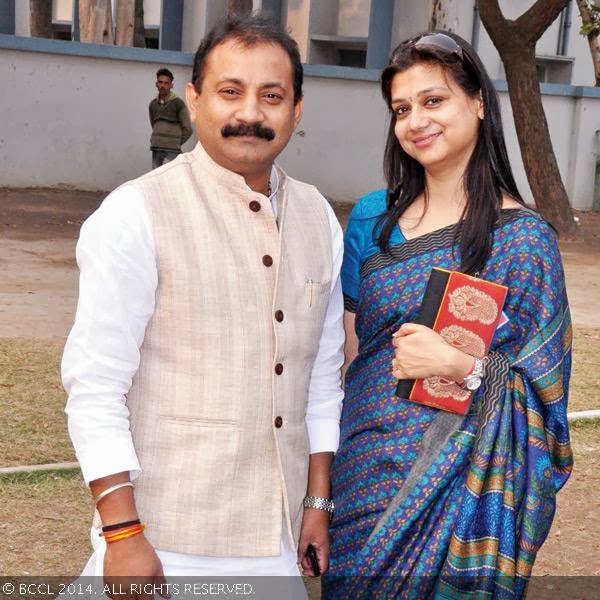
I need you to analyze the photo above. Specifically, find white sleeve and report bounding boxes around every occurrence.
[305,199,345,453]
[62,185,157,485]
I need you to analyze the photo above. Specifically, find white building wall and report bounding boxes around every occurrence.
[1,48,195,191]
[1,46,598,210]
[14,0,30,36]
[279,74,387,199]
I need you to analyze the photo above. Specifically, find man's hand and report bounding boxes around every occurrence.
[103,534,169,600]
[297,508,331,577]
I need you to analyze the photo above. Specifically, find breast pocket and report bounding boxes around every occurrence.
[304,277,331,309]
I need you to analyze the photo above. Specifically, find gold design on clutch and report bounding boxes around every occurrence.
[448,285,499,324]
[422,376,471,402]
[439,324,486,357]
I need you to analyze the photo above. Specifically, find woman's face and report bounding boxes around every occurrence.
[390,62,483,174]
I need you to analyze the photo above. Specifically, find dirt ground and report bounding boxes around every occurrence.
[1,188,599,338]
[1,188,599,582]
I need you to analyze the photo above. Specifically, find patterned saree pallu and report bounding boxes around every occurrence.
[396,268,508,414]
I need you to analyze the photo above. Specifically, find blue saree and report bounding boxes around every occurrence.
[323,191,573,599]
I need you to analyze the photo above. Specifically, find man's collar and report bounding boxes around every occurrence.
[190,142,286,194]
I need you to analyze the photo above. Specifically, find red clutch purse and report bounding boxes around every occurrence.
[395,268,508,414]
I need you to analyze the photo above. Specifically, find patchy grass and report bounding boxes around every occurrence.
[0,338,74,467]
[535,420,600,576]
[0,332,596,585]
[0,327,595,470]
[569,328,600,412]
[0,469,92,576]
[0,426,597,580]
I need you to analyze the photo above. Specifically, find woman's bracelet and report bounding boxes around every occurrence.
[303,495,335,514]
[93,481,134,505]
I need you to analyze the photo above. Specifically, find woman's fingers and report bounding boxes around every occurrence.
[391,358,407,379]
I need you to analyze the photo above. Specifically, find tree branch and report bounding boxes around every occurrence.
[476,0,512,50]
[514,0,570,44]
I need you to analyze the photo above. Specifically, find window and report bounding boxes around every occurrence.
[535,55,573,85]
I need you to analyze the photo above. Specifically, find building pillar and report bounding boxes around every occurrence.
[160,0,184,51]
[260,0,282,23]
[366,0,394,69]
[0,0,15,35]
[72,0,80,41]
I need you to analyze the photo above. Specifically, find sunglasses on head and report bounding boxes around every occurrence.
[406,32,465,61]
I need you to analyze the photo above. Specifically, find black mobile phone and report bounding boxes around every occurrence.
[306,544,321,576]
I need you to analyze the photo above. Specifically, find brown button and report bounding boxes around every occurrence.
[262,255,273,267]
[275,310,284,322]
[274,416,283,428]
[274,363,284,375]
[249,201,261,212]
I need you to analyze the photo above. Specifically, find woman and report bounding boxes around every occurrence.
[323,33,573,599]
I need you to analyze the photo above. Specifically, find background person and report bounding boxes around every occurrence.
[149,67,193,169]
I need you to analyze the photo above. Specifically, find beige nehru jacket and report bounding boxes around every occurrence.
[125,143,333,556]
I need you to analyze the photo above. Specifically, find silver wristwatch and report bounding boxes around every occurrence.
[303,495,335,514]
[461,357,485,391]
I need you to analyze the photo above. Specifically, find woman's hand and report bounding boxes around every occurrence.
[391,323,474,382]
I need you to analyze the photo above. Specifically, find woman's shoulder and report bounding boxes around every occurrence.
[496,205,558,254]
[349,189,388,223]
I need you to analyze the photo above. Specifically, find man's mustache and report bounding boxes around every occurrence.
[221,123,276,141]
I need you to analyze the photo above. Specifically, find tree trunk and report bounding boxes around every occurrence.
[429,0,459,33]
[477,0,577,237]
[503,43,577,235]
[79,0,114,44]
[575,0,600,85]
[29,0,53,38]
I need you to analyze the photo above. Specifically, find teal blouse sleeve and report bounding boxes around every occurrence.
[341,190,390,312]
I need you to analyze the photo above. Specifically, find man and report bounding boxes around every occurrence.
[149,67,193,169]
[63,13,344,597]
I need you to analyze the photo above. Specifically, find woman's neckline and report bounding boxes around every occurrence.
[396,207,531,242]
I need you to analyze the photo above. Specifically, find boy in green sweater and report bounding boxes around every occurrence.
[149,68,193,169]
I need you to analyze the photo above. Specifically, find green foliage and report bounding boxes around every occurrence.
[580,2,600,37]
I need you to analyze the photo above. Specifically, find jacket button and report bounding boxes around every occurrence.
[262,255,273,267]
[275,310,284,322]
[274,363,284,375]
[274,416,283,428]
[249,201,261,212]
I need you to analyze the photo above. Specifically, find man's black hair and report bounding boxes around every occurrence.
[156,68,174,81]
[191,13,303,104]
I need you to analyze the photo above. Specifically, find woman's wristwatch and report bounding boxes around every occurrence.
[461,357,485,391]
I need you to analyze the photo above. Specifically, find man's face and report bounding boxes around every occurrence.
[156,75,173,98]
[185,39,303,178]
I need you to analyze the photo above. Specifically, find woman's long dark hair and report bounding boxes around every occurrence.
[378,32,523,274]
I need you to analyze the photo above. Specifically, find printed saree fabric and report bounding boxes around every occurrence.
[323,196,573,600]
